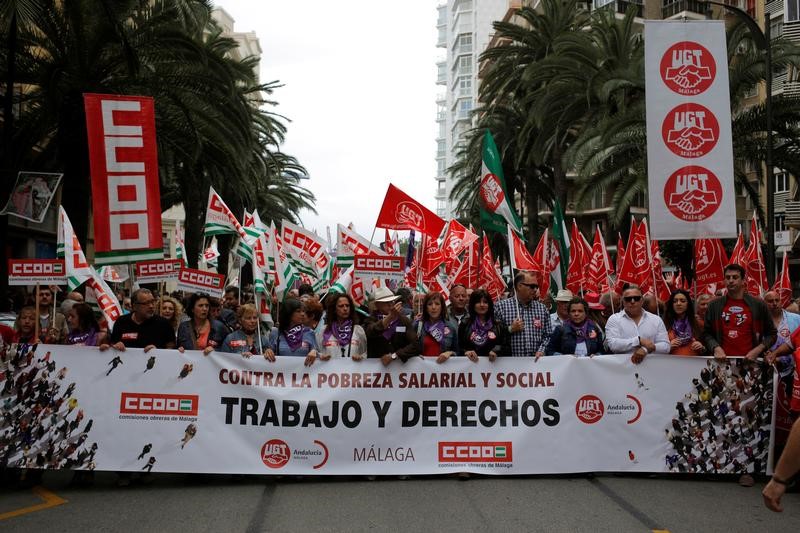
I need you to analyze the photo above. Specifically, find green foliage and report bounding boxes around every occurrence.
[1,0,314,268]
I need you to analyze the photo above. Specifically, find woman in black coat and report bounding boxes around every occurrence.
[458,289,507,361]
[546,298,604,357]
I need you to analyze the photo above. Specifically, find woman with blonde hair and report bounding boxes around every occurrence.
[158,295,183,336]
[221,304,269,358]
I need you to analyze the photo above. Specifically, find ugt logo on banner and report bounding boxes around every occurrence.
[84,94,164,265]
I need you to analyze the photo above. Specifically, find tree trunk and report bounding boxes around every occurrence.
[183,178,206,268]
[59,91,92,250]
[0,15,17,311]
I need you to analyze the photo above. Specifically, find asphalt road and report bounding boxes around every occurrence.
[1,471,799,532]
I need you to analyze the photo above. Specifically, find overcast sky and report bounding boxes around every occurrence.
[214,1,440,246]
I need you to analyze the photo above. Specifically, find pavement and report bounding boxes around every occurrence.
[1,471,799,532]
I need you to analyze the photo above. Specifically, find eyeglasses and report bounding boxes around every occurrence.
[520,283,539,289]
[623,296,642,303]
[135,299,156,306]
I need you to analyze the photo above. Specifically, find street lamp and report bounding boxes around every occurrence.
[702,0,774,285]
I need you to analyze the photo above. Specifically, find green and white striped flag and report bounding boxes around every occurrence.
[269,222,298,302]
[57,207,92,290]
[204,187,246,238]
[549,200,570,300]
[236,210,266,263]
[479,131,523,234]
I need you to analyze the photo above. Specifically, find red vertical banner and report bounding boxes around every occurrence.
[84,93,164,264]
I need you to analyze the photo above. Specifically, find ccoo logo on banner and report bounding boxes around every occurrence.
[644,22,736,240]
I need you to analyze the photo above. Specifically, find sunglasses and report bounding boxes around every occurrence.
[520,283,539,289]
[623,295,642,303]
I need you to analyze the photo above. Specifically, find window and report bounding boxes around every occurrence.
[775,171,790,192]
[771,16,784,39]
[593,0,614,6]
[456,33,473,54]
[437,160,446,174]
[457,56,473,75]
[437,140,446,158]
[590,187,606,210]
[437,199,447,212]
[457,99,473,119]
[457,75,472,96]
[776,214,787,232]
[788,1,800,23]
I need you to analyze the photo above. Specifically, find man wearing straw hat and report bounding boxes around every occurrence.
[363,286,419,365]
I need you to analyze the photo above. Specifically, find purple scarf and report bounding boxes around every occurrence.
[378,315,400,340]
[424,320,446,344]
[469,317,493,347]
[284,324,305,351]
[672,317,692,346]
[570,320,593,342]
[324,320,353,347]
[67,329,98,347]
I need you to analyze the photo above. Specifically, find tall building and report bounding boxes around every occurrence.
[435,1,512,218]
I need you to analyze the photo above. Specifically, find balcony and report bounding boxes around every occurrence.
[437,26,447,48]
[436,62,447,85]
[662,0,708,19]
[594,0,643,18]
[786,200,800,228]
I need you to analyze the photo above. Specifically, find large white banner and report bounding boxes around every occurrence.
[1,345,773,476]
[645,21,736,240]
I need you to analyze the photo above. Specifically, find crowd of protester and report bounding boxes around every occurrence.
[0,263,793,369]
[1,263,798,490]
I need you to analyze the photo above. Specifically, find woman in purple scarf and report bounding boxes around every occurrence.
[65,303,104,346]
[545,298,604,357]
[458,289,506,361]
[413,292,458,363]
[318,293,367,360]
[266,298,318,366]
[664,289,705,356]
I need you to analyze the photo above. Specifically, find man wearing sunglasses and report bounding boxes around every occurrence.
[99,288,176,353]
[604,284,669,364]
[494,272,551,359]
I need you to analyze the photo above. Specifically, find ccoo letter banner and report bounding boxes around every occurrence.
[84,94,164,265]
[644,21,736,240]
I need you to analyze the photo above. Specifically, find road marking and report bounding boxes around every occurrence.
[653,530,671,533]
[0,486,68,521]
[588,478,665,531]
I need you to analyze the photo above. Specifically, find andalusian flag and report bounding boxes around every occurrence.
[548,200,570,300]
[479,131,522,234]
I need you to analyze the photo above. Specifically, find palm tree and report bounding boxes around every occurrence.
[3,0,314,274]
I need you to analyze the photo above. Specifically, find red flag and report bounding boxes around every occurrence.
[745,215,768,297]
[420,235,445,282]
[479,235,506,300]
[694,238,727,294]
[530,229,551,296]
[773,253,792,308]
[454,227,480,289]
[375,184,446,238]
[383,228,395,255]
[566,220,591,294]
[729,227,746,267]
[615,221,649,293]
[615,232,626,275]
[587,226,613,294]
[441,220,478,265]
[507,226,540,271]
[648,239,672,302]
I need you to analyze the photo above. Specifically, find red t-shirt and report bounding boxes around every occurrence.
[720,298,753,356]
[421,334,440,357]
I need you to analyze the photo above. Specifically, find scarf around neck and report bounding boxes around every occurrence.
[325,319,353,347]
[284,324,305,351]
[469,317,493,346]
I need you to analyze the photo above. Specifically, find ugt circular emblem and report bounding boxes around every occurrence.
[659,41,716,96]
[663,165,722,222]
[661,103,719,158]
